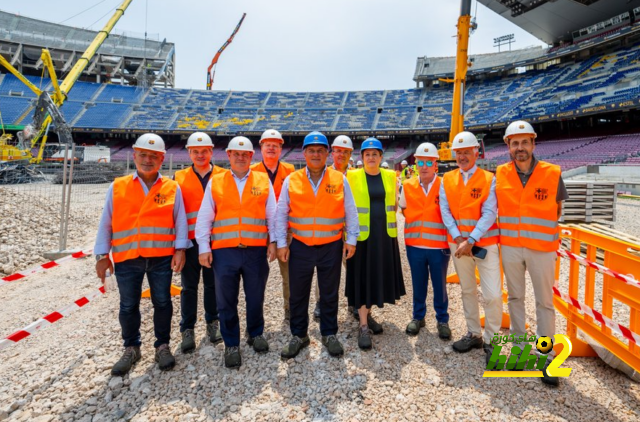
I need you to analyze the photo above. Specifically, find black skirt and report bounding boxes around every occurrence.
[346,172,405,308]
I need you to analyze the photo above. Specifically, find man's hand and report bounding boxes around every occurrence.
[455,240,473,258]
[267,243,277,262]
[454,236,465,246]
[199,252,213,268]
[172,250,186,273]
[96,257,114,285]
[343,243,356,260]
[277,247,290,263]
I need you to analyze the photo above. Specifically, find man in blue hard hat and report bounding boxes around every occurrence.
[275,131,360,359]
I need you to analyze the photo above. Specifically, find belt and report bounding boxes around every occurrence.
[237,244,247,249]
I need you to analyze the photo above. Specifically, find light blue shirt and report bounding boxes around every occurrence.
[195,169,278,254]
[275,166,360,248]
[94,171,190,255]
[439,165,497,242]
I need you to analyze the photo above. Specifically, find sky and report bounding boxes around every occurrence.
[5,0,546,92]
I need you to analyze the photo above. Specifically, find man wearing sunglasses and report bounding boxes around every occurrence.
[399,143,452,340]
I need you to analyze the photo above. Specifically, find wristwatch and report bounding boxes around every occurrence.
[95,254,109,262]
[468,237,477,245]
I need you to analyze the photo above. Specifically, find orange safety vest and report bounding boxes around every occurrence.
[111,174,177,263]
[442,168,499,247]
[403,176,448,248]
[288,167,346,246]
[174,165,225,240]
[210,170,270,249]
[496,161,561,252]
[251,161,295,200]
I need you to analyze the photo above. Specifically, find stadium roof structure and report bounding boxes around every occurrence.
[0,10,175,88]
[478,0,638,45]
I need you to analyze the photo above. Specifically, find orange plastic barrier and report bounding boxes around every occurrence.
[554,225,640,372]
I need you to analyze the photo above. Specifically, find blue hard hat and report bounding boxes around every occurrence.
[302,131,329,149]
[361,137,383,152]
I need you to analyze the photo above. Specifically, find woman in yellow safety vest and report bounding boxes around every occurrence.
[346,138,405,351]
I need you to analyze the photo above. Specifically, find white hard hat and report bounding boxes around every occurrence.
[260,129,284,144]
[357,160,363,166]
[186,132,213,148]
[401,160,408,165]
[451,131,479,150]
[414,142,439,158]
[381,162,389,168]
[226,136,254,152]
[331,135,354,150]
[504,120,537,143]
[133,133,166,153]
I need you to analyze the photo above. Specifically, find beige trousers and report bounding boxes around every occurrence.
[501,245,556,340]
[449,243,503,344]
[279,232,320,310]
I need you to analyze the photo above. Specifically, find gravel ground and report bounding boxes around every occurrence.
[0,189,639,422]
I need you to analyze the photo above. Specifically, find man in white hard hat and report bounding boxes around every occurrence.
[94,133,189,376]
[356,160,364,169]
[400,143,451,340]
[196,136,277,369]
[496,120,568,386]
[439,131,501,366]
[349,157,355,169]
[400,159,409,181]
[174,132,225,354]
[250,129,296,321]
[381,162,389,169]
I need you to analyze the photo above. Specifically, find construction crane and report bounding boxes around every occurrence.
[438,0,481,162]
[206,13,247,90]
[0,0,133,163]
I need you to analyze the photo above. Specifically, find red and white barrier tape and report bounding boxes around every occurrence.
[0,248,93,287]
[553,286,640,346]
[0,286,105,351]
[556,248,640,289]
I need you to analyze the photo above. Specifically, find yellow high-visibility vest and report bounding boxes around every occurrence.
[347,168,397,241]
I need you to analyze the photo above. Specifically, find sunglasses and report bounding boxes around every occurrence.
[416,160,435,167]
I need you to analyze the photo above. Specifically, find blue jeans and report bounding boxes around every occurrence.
[180,240,218,332]
[114,256,173,348]
[406,246,450,323]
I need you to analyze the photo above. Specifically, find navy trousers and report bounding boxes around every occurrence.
[212,246,269,347]
[114,256,173,348]
[406,246,451,323]
[180,240,218,332]
[289,238,343,337]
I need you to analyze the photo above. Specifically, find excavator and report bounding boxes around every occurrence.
[206,13,246,90]
[0,0,133,164]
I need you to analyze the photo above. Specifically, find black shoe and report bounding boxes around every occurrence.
[437,322,451,340]
[313,302,321,320]
[207,320,223,344]
[180,329,196,353]
[541,359,559,387]
[321,335,344,357]
[281,336,310,359]
[358,326,373,350]
[224,346,242,368]
[452,332,484,353]
[483,343,493,365]
[284,308,290,321]
[405,319,425,336]
[155,344,176,371]
[111,346,141,376]
[367,314,383,335]
[247,334,269,354]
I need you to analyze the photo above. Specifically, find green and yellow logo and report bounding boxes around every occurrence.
[483,334,573,378]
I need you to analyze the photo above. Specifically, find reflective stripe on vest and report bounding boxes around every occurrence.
[496,161,561,252]
[442,168,499,247]
[402,176,448,248]
[111,175,177,263]
[288,167,346,246]
[174,165,225,240]
[210,171,270,249]
[347,168,397,241]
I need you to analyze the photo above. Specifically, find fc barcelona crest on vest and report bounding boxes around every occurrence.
[251,186,263,197]
[470,188,482,199]
[154,193,167,205]
[325,183,337,194]
[434,195,440,205]
[535,187,548,201]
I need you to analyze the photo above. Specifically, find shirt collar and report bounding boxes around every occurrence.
[514,154,538,176]
[133,171,163,184]
[460,164,477,177]
[231,169,251,182]
[331,164,347,175]
[305,166,327,180]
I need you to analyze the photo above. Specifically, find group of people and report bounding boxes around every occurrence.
[95,120,566,388]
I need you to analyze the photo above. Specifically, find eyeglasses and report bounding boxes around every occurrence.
[416,160,435,167]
